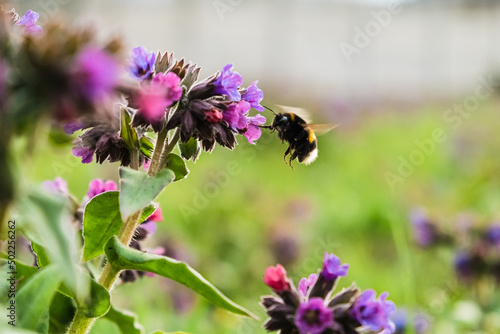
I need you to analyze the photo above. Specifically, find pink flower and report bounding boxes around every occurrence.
[134,72,182,131]
[263,264,290,292]
[87,179,117,200]
[244,114,266,144]
[43,177,68,194]
[17,10,42,34]
[73,47,120,103]
[223,100,250,132]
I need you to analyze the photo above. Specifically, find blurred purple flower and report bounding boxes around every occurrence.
[321,252,349,281]
[128,46,156,81]
[43,177,68,194]
[351,289,396,333]
[242,81,264,111]
[73,47,120,103]
[295,298,334,334]
[213,64,242,101]
[298,273,318,297]
[87,179,117,200]
[17,10,42,34]
[72,145,95,164]
[245,114,266,144]
[410,209,438,247]
[454,251,474,282]
[63,121,83,135]
[486,224,500,247]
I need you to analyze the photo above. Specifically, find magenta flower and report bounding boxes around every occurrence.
[72,146,95,164]
[134,72,182,131]
[263,264,290,292]
[295,298,334,334]
[17,10,43,34]
[147,207,164,222]
[244,114,266,144]
[242,81,264,111]
[223,100,250,132]
[128,46,156,81]
[43,177,68,194]
[298,273,318,297]
[351,290,396,333]
[87,179,117,200]
[321,252,349,281]
[213,64,242,101]
[73,47,120,103]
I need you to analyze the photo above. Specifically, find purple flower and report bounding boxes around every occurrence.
[17,10,43,34]
[72,146,95,164]
[223,100,250,132]
[63,121,83,135]
[352,290,396,333]
[487,224,500,247]
[128,46,156,81]
[213,64,242,101]
[298,273,318,297]
[43,177,68,194]
[321,252,349,281]
[87,179,117,200]
[295,298,334,334]
[244,114,266,144]
[73,47,120,103]
[242,81,264,111]
[410,209,438,247]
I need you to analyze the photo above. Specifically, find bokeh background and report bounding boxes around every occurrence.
[11,0,500,333]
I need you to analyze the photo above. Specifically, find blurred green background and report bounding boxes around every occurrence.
[19,96,500,333]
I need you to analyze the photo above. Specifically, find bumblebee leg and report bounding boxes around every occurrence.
[289,151,298,170]
[283,146,291,164]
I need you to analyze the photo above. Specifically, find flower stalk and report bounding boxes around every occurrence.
[67,127,180,334]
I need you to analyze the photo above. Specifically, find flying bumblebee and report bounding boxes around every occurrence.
[261,105,337,168]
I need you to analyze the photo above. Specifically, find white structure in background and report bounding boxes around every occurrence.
[23,0,500,110]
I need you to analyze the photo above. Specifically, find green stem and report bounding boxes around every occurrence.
[67,128,181,334]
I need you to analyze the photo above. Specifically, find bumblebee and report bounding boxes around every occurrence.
[262,106,336,168]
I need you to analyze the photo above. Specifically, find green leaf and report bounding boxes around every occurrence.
[104,306,145,334]
[119,167,175,221]
[17,265,62,332]
[48,292,76,333]
[18,189,88,301]
[178,137,201,162]
[31,242,50,268]
[120,108,140,150]
[83,191,157,261]
[165,154,189,181]
[140,137,154,159]
[105,237,257,319]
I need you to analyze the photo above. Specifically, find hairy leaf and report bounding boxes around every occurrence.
[119,167,174,221]
[83,191,157,261]
[105,237,256,319]
[165,154,189,181]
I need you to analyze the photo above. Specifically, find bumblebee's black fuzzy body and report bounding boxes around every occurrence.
[266,112,318,167]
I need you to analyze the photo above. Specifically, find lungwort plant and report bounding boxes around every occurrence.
[0,7,264,334]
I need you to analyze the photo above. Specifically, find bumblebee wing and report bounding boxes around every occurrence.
[306,123,339,135]
[275,104,312,123]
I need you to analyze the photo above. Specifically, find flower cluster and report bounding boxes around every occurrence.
[165,62,265,151]
[0,8,124,129]
[261,252,396,334]
[70,47,265,166]
[409,209,500,284]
